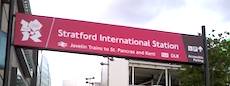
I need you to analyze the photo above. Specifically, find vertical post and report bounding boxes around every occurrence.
[89,79,91,86]
[132,66,134,85]
[169,73,171,86]
[107,57,109,86]
[31,50,38,86]
[202,26,210,86]
[0,0,3,30]
[151,78,154,86]
[10,67,17,86]
[3,0,15,86]
[165,69,168,86]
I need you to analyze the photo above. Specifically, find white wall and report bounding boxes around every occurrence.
[109,58,129,86]
[62,80,77,86]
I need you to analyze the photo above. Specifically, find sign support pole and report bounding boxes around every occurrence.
[202,26,209,86]
[3,0,15,85]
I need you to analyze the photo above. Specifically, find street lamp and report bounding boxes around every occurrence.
[86,77,95,86]
[100,56,114,86]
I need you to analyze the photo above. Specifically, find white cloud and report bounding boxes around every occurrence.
[30,0,112,21]
[98,0,186,25]
[142,0,229,35]
[199,0,230,22]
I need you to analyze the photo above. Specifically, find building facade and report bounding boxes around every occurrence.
[0,0,39,85]
[100,58,183,86]
[37,54,51,86]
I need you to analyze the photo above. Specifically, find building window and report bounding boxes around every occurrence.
[0,31,7,69]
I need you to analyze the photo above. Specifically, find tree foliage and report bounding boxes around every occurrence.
[179,30,230,86]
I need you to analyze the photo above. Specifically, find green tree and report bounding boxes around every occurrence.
[179,30,230,86]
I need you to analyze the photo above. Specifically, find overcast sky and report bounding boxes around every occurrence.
[30,0,230,86]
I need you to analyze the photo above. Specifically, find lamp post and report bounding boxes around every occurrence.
[86,77,95,86]
[100,56,114,86]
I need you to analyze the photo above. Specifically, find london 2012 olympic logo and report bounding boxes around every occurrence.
[20,19,42,42]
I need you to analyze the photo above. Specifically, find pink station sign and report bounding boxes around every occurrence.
[14,13,204,64]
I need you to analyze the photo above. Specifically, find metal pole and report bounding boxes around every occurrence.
[151,77,154,86]
[89,79,91,86]
[3,0,15,86]
[107,57,109,86]
[165,69,168,86]
[0,0,4,30]
[31,50,38,86]
[157,71,163,85]
[169,73,171,86]
[202,26,210,86]
[132,66,134,85]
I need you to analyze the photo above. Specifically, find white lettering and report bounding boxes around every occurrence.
[117,48,135,54]
[99,34,150,47]
[152,40,179,50]
[70,43,87,49]
[145,51,156,56]
[57,29,97,41]
[88,45,103,51]
[58,29,63,37]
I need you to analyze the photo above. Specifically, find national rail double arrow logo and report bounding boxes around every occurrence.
[20,19,42,42]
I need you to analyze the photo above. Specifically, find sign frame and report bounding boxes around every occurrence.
[14,13,205,64]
